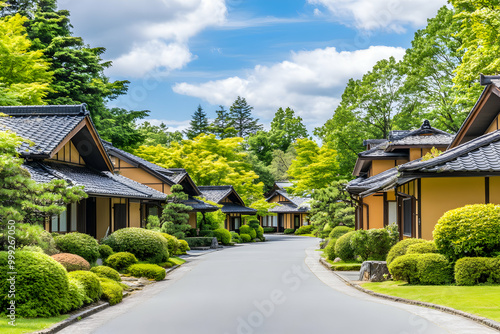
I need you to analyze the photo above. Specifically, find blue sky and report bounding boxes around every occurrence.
[62,0,447,134]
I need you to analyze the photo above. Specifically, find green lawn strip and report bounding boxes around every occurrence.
[168,256,186,266]
[295,233,316,237]
[0,315,68,334]
[362,281,500,322]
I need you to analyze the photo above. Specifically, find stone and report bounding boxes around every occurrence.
[333,257,342,263]
[121,276,138,282]
[137,277,153,285]
[358,261,389,282]
[210,237,219,249]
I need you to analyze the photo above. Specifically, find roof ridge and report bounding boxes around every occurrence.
[0,104,88,116]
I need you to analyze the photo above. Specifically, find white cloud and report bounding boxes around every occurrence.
[173,45,406,128]
[308,0,447,32]
[139,119,191,133]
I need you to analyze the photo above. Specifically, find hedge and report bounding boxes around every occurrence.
[240,234,252,243]
[105,252,138,272]
[90,266,121,282]
[455,257,500,285]
[54,232,100,264]
[128,264,166,281]
[406,241,437,255]
[51,253,91,272]
[386,238,427,265]
[335,231,356,261]
[329,226,353,239]
[98,277,123,305]
[284,228,295,234]
[324,238,337,261]
[67,271,102,302]
[177,239,190,254]
[99,244,114,260]
[231,231,242,243]
[214,228,232,245]
[389,253,452,285]
[185,237,214,248]
[295,225,314,235]
[263,227,276,233]
[102,228,169,264]
[240,225,256,239]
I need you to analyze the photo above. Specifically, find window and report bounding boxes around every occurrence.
[51,203,78,233]
[388,202,397,226]
[403,198,412,236]
[233,217,241,230]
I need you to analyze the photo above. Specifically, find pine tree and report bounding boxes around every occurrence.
[229,96,263,138]
[185,105,209,140]
[160,185,193,239]
[207,105,237,139]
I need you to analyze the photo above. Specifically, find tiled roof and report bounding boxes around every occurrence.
[266,189,310,213]
[221,203,257,214]
[358,142,406,158]
[198,186,234,204]
[23,161,166,200]
[346,167,399,196]
[275,190,310,208]
[269,202,309,214]
[389,134,453,147]
[0,106,87,157]
[275,181,293,189]
[182,197,219,212]
[399,130,500,174]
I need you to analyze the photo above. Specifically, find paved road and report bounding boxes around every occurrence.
[60,235,497,334]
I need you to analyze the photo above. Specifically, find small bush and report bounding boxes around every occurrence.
[240,234,252,243]
[98,277,123,305]
[67,278,86,311]
[367,228,393,261]
[388,254,420,284]
[128,264,166,281]
[14,223,58,255]
[19,245,44,253]
[329,226,353,239]
[325,238,337,261]
[102,228,169,264]
[51,253,91,272]
[295,225,314,235]
[90,266,121,282]
[256,225,264,239]
[434,204,500,260]
[230,232,241,243]
[240,225,257,239]
[214,228,232,245]
[177,239,190,254]
[184,237,214,248]
[106,252,138,271]
[333,264,362,271]
[335,231,356,261]
[159,233,180,255]
[263,227,276,233]
[284,228,295,234]
[67,271,102,302]
[54,232,100,264]
[0,251,69,317]
[351,229,369,261]
[386,239,427,265]
[199,230,215,238]
[406,241,438,255]
[455,257,500,285]
[99,244,114,260]
[389,254,452,285]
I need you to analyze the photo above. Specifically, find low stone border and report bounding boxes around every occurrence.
[319,257,500,332]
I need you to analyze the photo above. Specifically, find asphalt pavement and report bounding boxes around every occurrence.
[58,235,497,334]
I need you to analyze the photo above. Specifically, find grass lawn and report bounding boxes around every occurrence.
[168,256,186,266]
[295,233,316,237]
[362,281,500,322]
[0,315,68,334]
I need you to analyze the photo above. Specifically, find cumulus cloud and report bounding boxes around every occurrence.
[307,0,447,32]
[139,119,191,133]
[173,46,406,128]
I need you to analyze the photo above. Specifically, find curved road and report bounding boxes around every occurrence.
[60,235,496,334]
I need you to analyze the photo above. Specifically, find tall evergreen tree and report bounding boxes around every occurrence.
[207,105,237,139]
[160,185,193,239]
[229,96,262,138]
[185,105,209,140]
[270,107,308,152]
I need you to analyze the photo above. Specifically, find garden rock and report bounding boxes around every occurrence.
[333,257,342,263]
[210,237,219,249]
[359,261,389,282]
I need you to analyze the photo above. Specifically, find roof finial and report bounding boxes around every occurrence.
[421,119,431,129]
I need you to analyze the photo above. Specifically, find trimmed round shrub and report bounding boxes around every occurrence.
[240,225,257,239]
[231,231,241,243]
[98,277,123,305]
[388,254,420,284]
[102,228,169,264]
[335,231,356,261]
[128,264,166,281]
[351,230,369,261]
[106,252,138,272]
[15,223,58,255]
[159,233,180,255]
[406,241,438,255]
[386,238,427,265]
[295,225,314,235]
[240,233,252,243]
[51,253,91,272]
[455,257,500,286]
[0,251,69,317]
[325,238,337,261]
[67,270,102,302]
[284,228,295,234]
[177,239,190,254]
[199,230,215,238]
[367,228,392,261]
[434,204,500,260]
[67,278,86,311]
[416,254,452,285]
[19,245,44,253]
[329,226,353,239]
[256,225,264,239]
[99,244,114,260]
[54,232,99,264]
[214,228,232,245]
[91,266,121,282]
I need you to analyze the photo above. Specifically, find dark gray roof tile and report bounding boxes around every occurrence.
[198,186,234,204]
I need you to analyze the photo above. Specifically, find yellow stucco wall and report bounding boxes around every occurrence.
[371,160,396,176]
[420,177,485,240]
[489,177,500,203]
[486,114,500,134]
[50,141,85,165]
[96,197,110,240]
[188,212,197,229]
[113,157,172,194]
[129,202,141,228]
[363,194,384,229]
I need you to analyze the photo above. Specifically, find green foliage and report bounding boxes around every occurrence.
[433,204,500,261]
[332,263,362,271]
[90,266,121,282]
[256,225,264,239]
[0,251,69,317]
[177,239,190,253]
[406,241,438,255]
[239,225,256,239]
[334,231,356,261]
[213,228,232,245]
[138,121,183,147]
[269,146,296,181]
[19,245,44,253]
[229,96,263,137]
[386,238,427,265]
[388,254,420,284]
[127,264,166,281]
[230,231,242,243]
[146,215,161,230]
[284,228,295,234]
[240,233,252,242]
[421,147,444,162]
[54,232,99,264]
[134,134,264,205]
[455,257,500,286]
[159,232,180,255]
[184,237,214,248]
[207,105,237,139]
[67,278,86,311]
[199,230,214,238]
[325,238,337,261]
[295,225,314,235]
[329,226,353,239]
[99,244,114,260]
[196,200,225,231]
[185,105,209,140]
[287,139,340,196]
[67,271,102,302]
[51,253,90,272]
[389,254,452,285]
[263,227,276,233]
[99,277,123,305]
[97,108,149,150]
[351,227,397,261]
[102,228,169,264]
[12,223,58,255]
[351,230,370,261]
[159,185,192,240]
[105,252,138,272]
